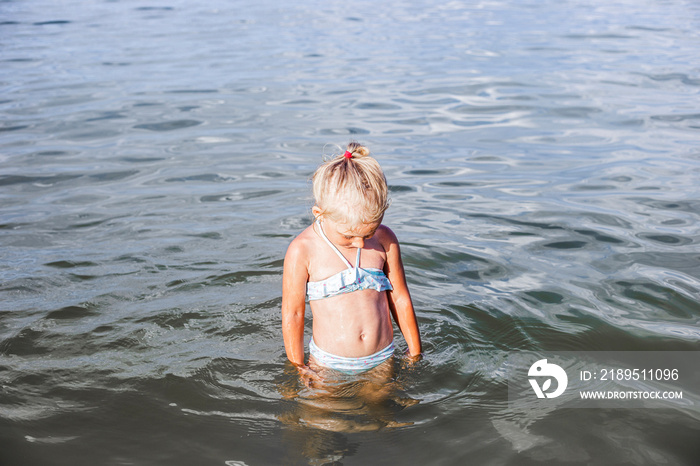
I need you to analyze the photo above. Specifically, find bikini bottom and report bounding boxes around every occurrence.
[309,338,395,375]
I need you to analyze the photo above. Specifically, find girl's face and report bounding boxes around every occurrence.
[314,209,379,249]
[327,219,379,249]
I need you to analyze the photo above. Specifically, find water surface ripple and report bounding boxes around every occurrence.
[1,0,699,464]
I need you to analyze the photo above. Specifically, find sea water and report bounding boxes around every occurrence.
[1,0,699,464]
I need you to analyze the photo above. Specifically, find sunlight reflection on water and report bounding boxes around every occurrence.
[1,0,699,464]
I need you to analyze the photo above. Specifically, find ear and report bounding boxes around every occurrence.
[311,205,322,219]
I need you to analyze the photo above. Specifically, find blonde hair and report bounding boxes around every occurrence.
[312,142,390,227]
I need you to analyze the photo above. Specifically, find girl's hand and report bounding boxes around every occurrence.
[297,364,323,388]
[404,348,423,364]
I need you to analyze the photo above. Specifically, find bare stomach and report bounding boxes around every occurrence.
[310,290,393,358]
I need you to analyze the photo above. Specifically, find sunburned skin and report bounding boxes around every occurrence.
[308,219,394,358]
[282,208,421,371]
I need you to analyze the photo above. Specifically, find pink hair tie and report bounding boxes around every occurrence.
[344,151,353,159]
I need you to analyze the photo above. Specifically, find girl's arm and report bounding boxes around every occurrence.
[379,226,422,358]
[281,237,309,367]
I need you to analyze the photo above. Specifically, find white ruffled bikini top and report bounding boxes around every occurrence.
[306,221,393,301]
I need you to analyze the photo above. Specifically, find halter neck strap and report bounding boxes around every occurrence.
[315,220,360,269]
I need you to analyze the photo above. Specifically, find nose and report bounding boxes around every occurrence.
[352,238,364,248]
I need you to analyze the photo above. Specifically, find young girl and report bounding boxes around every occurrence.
[282,142,421,382]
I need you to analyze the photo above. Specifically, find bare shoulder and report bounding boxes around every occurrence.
[375,224,400,250]
[285,225,315,263]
